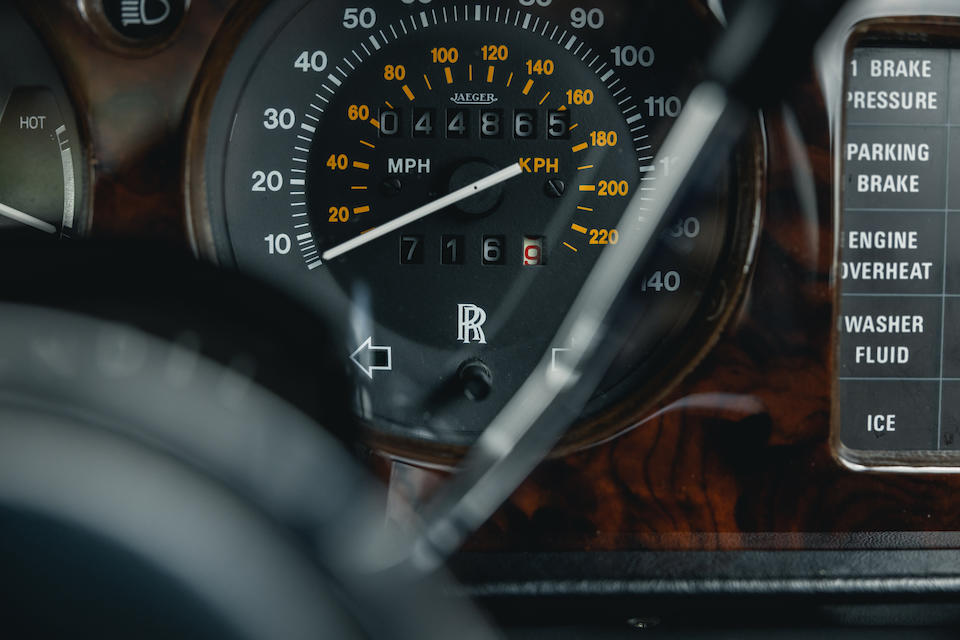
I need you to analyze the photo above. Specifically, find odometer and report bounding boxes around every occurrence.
[196,0,760,455]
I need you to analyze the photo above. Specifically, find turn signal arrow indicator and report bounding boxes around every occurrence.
[350,337,393,379]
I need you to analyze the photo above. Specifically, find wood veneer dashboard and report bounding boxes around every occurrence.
[14,0,960,556]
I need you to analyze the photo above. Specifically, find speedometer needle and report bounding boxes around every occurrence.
[0,201,56,234]
[321,162,523,261]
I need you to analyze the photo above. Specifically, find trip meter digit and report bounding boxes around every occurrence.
[197,0,758,455]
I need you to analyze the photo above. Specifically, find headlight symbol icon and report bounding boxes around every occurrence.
[120,0,171,27]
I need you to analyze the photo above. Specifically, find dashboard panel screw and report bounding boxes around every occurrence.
[626,617,661,630]
[458,359,493,402]
[381,177,403,196]
[544,179,565,198]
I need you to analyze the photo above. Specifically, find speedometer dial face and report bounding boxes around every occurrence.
[199,0,759,454]
[311,13,636,352]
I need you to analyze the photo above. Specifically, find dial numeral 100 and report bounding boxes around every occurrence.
[430,47,459,63]
[610,45,655,68]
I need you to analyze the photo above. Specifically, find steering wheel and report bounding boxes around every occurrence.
[0,241,492,639]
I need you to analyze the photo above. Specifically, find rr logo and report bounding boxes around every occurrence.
[457,304,488,344]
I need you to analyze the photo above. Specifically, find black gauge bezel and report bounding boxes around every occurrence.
[189,0,764,463]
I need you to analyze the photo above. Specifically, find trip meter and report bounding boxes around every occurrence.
[194,0,761,456]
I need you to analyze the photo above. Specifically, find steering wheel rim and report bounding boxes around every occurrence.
[0,243,494,639]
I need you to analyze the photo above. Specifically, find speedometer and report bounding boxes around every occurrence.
[192,0,761,457]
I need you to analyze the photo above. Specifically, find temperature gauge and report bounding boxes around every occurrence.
[0,3,85,239]
[0,88,78,236]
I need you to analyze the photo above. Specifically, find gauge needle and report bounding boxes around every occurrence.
[321,162,523,261]
[0,201,56,234]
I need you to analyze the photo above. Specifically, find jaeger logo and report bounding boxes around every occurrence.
[450,92,499,106]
